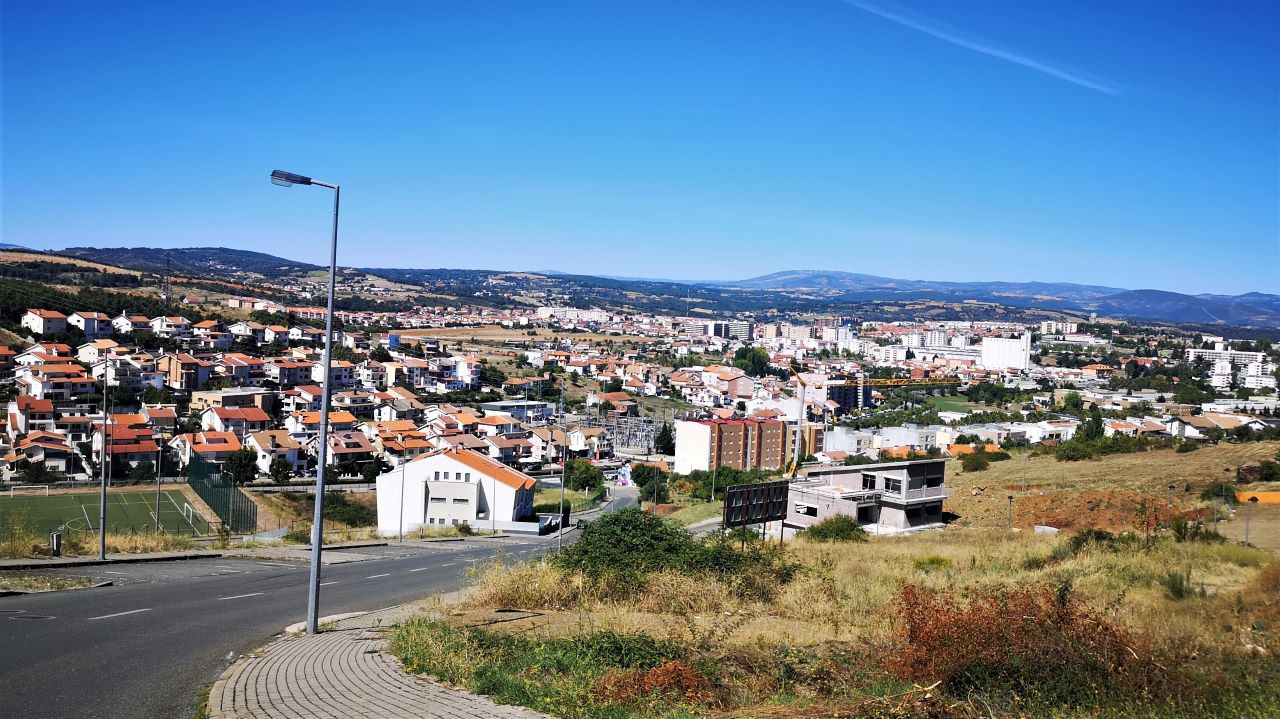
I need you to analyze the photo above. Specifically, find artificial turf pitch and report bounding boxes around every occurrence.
[0,489,212,536]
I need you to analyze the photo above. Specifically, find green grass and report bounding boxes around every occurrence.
[533,487,603,514]
[926,395,985,414]
[663,501,721,527]
[0,489,212,537]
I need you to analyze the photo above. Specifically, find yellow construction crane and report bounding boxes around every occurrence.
[826,377,961,388]
[786,362,809,479]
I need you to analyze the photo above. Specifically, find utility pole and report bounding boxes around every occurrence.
[557,394,565,553]
[155,444,163,533]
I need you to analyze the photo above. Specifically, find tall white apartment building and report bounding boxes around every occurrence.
[924,330,947,347]
[1187,343,1265,366]
[1040,321,1078,335]
[979,334,1032,371]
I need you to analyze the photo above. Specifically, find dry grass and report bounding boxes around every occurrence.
[0,573,94,592]
[462,528,1274,656]
[0,525,196,558]
[947,440,1280,530]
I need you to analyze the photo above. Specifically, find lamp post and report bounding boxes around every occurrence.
[1006,494,1014,532]
[271,169,340,636]
[1166,484,1175,526]
[1245,496,1258,546]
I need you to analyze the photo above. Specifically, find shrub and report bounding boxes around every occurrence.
[913,555,952,572]
[890,583,1150,702]
[594,660,716,708]
[1175,441,1199,453]
[960,453,990,472]
[1161,569,1204,600]
[556,507,797,600]
[797,515,868,543]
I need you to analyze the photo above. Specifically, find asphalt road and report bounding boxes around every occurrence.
[0,489,636,719]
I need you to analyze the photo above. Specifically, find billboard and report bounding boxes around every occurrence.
[723,479,789,528]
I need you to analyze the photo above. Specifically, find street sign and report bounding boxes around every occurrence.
[723,479,789,528]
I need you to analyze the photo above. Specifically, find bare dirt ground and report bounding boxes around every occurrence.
[1219,504,1280,554]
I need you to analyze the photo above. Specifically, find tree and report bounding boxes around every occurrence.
[129,459,155,482]
[1078,406,1104,442]
[361,459,390,483]
[223,448,259,484]
[565,458,604,492]
[630,463,663,487]
[654,422,675,455]
[602,377,623,393]
[639,476,670,504]
[369,345,393,362]
[732,346,771,377]
[1062,391,1085,413]
[269,456,294,483]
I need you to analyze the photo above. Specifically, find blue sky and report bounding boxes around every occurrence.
[2,0,1276,294]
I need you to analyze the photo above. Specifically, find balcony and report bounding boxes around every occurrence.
[891,485,951,502]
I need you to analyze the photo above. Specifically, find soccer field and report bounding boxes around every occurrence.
[0,489,213,536]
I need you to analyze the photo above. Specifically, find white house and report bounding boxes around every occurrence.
[375,447,537,536]
[69,311,113,339]
[21,309,67,336]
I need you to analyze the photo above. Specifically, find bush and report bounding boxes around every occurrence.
[1175,441,1199,453]
[891,583,1150,702]
[556,507,797,599]
[798,515,868,543]
[960,453,990,472]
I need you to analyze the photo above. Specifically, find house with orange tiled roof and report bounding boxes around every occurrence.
[285,410,358,438]
[69,311,113,339]
[21,309,67,336]
[5,430,75,477]
[168,432,243,468]
[149,316,192,338]
[374,447,537,534]
[201,406,272,435]
[246,430,307,475]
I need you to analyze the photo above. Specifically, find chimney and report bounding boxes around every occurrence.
[269,433,278,449]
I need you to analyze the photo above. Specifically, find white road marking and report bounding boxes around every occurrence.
[319,581,339,586]
[440,563,456,567]
[409,568,428,572]
[101,571,126,575]
[366,573,390,579]
[217,592,264,601]
[87,608,151,621]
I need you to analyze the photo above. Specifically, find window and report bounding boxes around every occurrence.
[429,497,445,503]
[443,471,450,480]
[452,498,468,504]
[885,477,902,494]
[464,472,471,482]
[433,471,440,481]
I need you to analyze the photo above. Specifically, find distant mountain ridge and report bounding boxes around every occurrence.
[59,246,319,277]
[20,247,1279,329]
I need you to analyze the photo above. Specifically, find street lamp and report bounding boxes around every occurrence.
[271,168,340,636]
[1246,496,1259,546]
[1007,494,1014,532]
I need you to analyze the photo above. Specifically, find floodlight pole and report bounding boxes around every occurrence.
[156,444,164,533]
[272,170,339,636]
[1246,496,1258,546]
[98,389,109,559]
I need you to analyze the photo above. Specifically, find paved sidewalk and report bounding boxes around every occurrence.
[209,604,553,719]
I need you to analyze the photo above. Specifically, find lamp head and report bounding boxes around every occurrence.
[270,170,312,187]
[1249,496,1259,504]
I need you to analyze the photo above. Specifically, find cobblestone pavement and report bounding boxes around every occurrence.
[209,605,553,719]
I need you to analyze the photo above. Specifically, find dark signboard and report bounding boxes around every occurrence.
[723,479,789,528]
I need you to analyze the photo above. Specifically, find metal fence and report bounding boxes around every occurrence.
[187,454,257,533]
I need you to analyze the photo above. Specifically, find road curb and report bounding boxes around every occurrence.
[0,579,114,597]
[0,552,223,571]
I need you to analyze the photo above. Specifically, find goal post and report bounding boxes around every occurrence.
[6,485,51,497]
